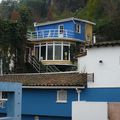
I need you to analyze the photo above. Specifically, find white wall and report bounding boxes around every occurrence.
[78,46,120,88]
[72,101,107,120]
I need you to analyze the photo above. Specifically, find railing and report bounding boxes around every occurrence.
[27,29,75,40]
[28,55,41,73]
[46,65,60,72]
[27,55,61,73]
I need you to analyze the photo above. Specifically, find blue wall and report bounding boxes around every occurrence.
[35,20,86,41]
[81,88,120,102]
[22,89,77,117]
[22,115,71,120]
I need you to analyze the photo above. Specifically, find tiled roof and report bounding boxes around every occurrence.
[0,72,87,87]
[86,41,120,48]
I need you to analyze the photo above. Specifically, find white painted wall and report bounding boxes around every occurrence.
[72,101,107,120]
[78,46,120,88]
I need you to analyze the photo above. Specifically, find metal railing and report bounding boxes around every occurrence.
[46,65,60,72]
[28,55,41,73]
[27,29,75,40]
[27,55,61,73]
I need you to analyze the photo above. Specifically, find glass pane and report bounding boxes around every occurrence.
[58,90,67,101]
[63,46,69,60]
[41,46,46,60]
[48,45,53,60]
[59,25,64,34]
[55,46,61,60]
[35,47,39,60]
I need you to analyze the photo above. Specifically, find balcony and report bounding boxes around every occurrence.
[27,29,76,41]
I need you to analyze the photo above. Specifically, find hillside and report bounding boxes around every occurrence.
[0,0,120,41]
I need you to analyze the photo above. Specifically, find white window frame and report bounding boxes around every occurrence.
[56,90,67,103]
[59,24,64,34]
[75,24,81,33]
[38,42,70,61]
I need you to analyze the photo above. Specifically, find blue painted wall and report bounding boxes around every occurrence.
[35,20,86,41]
[2,87,120,120]
[81,88,120,102]
[22,89,77,117]
[22,115,71,120]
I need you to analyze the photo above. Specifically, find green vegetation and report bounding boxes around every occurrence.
[0,0,120,73]
[0,1,32,73]
[0,0,119,41]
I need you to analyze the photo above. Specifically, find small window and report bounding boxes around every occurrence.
[75,24,81,33]
[57,90,67,103]
[59,25,64,34]
[34,116,39,120]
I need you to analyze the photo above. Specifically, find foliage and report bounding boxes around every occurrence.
[0,1,32,73]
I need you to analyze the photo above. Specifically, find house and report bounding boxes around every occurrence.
[78,41,120,101]
[0,72,87,120]
[0,18,95,120]
[26,17,95,72]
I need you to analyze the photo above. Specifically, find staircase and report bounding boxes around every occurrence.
[28,55,41,73]
[27,55,61,73]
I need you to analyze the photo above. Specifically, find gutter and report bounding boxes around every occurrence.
[22,86,85,89]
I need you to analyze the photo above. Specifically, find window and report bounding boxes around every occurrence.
[34,116,39,120]
[37,42,70,61]
[41,46,46,60]
[59,25,64,34]
[75,24,81,33]
[63,46,69,60]
[48,45,53,60]
[35,46,39,60]
[55,43,61,60]
[57,90,67,103]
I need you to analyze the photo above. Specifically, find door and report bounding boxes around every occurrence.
[58,25,64,38]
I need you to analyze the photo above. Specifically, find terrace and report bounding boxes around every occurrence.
[27,29,80,41]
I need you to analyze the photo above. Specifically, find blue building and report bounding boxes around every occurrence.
[27,17,95,72]
[0,72,87,120]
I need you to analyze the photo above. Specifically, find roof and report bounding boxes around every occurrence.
[86,41,120,48]
[0,72,87,87]
[34,17,96,27]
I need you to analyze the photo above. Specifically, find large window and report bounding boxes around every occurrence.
[55,42,61,60]
[34,42,70,61]
[48,43,53,60]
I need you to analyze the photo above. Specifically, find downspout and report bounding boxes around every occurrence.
[76,88,81,101]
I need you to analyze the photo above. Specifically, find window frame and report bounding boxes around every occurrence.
[56,90,67,103]
[35,42,70,61]
[75,24,81,33]
[59,24,64,34]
